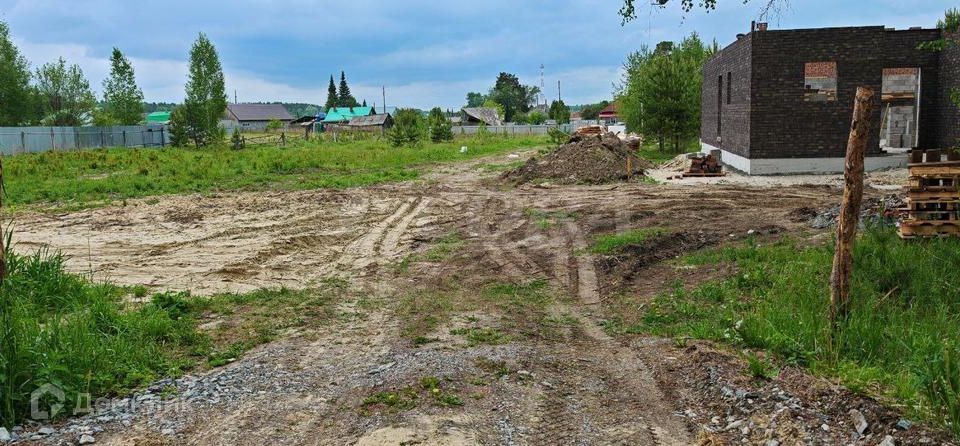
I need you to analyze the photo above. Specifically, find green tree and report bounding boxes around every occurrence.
[487,72,538,122]
[387,108,425,147]
[618,33,710,152]
[168,106,190,147]
[325,75,337,111]
[0,20,36,126]
[182,33,227,147]
[427,107,453,142]
[34,57,96,126]
[466,92,486,107]
[102,47,144,125]
[548,100,570,124]
[580,101,610,120]
[337,71,358,108]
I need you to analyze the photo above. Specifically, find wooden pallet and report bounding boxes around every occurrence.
[899,220,960,237]
[682,172,727,178]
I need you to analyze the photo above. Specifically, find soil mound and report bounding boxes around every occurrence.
[503,132,653,185]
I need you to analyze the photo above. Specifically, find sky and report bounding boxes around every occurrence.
[0,0,954,110]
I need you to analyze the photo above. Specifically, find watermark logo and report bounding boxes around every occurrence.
[30,383,65,420]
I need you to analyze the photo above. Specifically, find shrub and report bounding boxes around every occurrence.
[387,108,425,147]
[528,111,547,125]
[167,106,190,147]
[266,119,283,132]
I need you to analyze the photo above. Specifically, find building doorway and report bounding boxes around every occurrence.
[880,68,921,150]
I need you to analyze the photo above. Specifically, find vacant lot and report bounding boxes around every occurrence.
[2,134,546,210]
[5,139,959,445]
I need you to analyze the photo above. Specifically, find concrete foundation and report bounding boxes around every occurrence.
[701,141,908,175]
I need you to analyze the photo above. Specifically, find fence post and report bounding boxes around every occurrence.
[281,132,286,146]
[100,129,105,148]
[20,131,25,153]
[50,127,55,151]
[122,130,127,147]
[160,128,165,147]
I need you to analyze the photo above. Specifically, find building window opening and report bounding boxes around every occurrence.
[803,61,837,102]
[880,67,921,150]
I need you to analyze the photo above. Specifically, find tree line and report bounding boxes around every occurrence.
[0,20,144,127]
[464,72,572,124]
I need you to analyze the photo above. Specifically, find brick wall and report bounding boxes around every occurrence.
[701,34,752,158]
[748,27,942,159]
[936,32,960,149]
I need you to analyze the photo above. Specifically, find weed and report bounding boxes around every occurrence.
[450,327,508,346]
[744,352,779,380]
[420,232,465,262]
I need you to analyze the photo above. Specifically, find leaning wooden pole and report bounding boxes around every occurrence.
[830,86,875,334]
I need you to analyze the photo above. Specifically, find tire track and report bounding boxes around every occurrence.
[337,198,414,271]
[380,197,431,261]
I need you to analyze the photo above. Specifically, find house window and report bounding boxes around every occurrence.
[804,61,837,102]
[726,72,732,104]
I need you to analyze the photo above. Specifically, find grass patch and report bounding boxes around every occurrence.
[3,134,547,211]
[418,232,465,262]
[478,160,525,172]
[361,376,463,415]
[397,279,562,345]
[637,138,700,164]
[587,227,668,254]
[0,242,347,427]
[524,208,578,230]
[608,228,960,437]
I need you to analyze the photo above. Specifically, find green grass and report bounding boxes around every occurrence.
[2,134,547,210]
[0,240,347,427]
[587,227,668,254]
[524,208,578,230]
[605,229,960,437]
[637,138,701,164]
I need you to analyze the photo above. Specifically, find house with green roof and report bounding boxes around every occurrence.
[144,111,171,125]
[322,107,374,123]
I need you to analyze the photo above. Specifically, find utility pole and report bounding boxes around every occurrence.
[234,90,238,104]
[540,64,546,108]
[557,80,562,103]
[382,86,387,115]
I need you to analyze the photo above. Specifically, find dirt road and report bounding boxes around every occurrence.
[17,153,940,445]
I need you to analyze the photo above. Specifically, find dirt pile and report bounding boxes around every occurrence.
[502,132,653,185]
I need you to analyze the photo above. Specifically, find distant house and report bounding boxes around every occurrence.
[144,111,171,125]
[322,107,374,124]
[347,113,393,133]
[449,116,463,126]
[598,103,619,124]
[224,103,294,131]
[461,107,503,126]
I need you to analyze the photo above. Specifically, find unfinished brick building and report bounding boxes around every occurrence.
[701,25,959,174]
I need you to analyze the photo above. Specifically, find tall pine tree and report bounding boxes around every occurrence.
[324,75,337,111]
[181,33,227,147]
[0,20,36,126]
[102,47,144,125]
[337,71,358,108]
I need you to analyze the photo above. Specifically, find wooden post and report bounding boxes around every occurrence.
[830,86,875,333]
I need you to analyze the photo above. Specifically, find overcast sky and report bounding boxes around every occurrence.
[0,0,954,109]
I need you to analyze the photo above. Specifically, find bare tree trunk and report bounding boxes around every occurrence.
[830,86,875,334]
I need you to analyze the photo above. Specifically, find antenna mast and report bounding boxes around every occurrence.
[540,64,546,107]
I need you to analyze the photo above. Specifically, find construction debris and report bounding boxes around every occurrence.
[502,132,652,185]
[574,125,604,136]
[683,154,725,177]
[899,149,960,239]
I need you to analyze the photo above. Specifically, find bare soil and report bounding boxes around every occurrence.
[13,151,953,445]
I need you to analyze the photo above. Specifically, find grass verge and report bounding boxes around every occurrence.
[603,229,960,437]
[3,134,547,210]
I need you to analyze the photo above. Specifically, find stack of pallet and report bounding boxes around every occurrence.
[682,154,725,177]
[899,149,960,238]
[575,125,603,136]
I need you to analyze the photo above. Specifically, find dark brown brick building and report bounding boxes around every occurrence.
[701,25,959,174]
